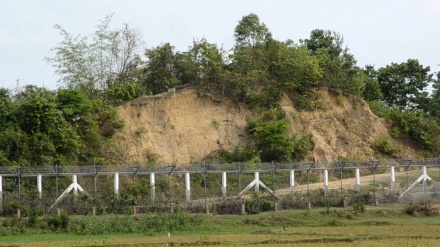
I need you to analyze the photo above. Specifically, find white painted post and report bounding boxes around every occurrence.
[290,170,295,194]
[150,172,155,203]
[255,172,259,192]
[114,173,119,198]
[324,170,329,196]
[422,166,427,176]
[185,172,191,204]
[390,166,395,192]
[37,174,42,199]
[73,175,78,196]
[221,172,227,198]
[72,174,78,206]
[355,168,360,191]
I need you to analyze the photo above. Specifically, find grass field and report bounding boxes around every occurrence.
[1,203,440,247]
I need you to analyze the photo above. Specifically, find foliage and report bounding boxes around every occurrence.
[429,71,440,121]
[244,192,274,214]
[375,137,401,155]
[301,29,366,96]
[370,101,440,155]
[217,146,261,164]
[69,212,201,235]
[46,211,70,232]
[45,14,144,98]
[0,85,127,166]
[404,202,439,216]
[362,65,383,102]
[142,43,182,94]
[247,109,314,162]
[183,39,228,95]
[104,81,146,105]
[378,59,432,111]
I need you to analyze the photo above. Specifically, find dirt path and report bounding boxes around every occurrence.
[276,172,400,195]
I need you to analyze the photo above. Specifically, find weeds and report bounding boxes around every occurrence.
[404,202,439,216]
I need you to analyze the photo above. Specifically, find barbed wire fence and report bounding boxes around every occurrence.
[1,157,440,216]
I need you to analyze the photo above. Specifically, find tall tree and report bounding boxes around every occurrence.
[12,86,82,165]
[182,39,228,94]
[234,13,272,48]
[302,29,365,96]
[232,13,273,75]
[429,71,440,120]
[378,59,432,111]
[46,14,144,97]
[362,65,383,102]
[142,43,181,94]
[271,41,322,90]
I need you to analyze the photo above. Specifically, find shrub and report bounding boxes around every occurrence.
[244,192,274,214]
[375,137,400,155]
[27,208,44,227]
[247,111,314,162]
[46,211,70,232]
[404,203,439,216]
[212,198,243,215]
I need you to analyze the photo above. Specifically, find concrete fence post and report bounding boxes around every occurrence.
[114,173,119,198]
[185,172,191,205]
[290,170,295,194]
[221,172,227,198]
[355,168,360,191]
[37,174,42,199]
[73,175,78,196]
[150,172,155,203]
[255,172,260,192]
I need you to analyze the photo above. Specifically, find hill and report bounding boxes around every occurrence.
[113,87,417,165]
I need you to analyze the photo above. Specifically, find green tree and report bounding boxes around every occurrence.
[232,13,273,73]
[362,65,383,102]
[12,86,82,165]
[234,13,272,48]
[230,14,296,107]
[0,88,14,131]
[247,109,313,162]
[271,41,322,90]
[182,38,229,94]
[302,29,365,96]
[429,71,440,120]
[378,59,432,111]
[104,81,146,105]
[143,43,181,94]
[46,14,144,97]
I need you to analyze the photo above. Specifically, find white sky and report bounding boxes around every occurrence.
[1,0,439,90]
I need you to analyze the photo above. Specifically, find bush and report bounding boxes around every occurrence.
[375,137,400,155]
[27,208,44,227]
[244,192,274,214]
[70,212,202,235]
[404,203,439,217]
[247,110,314,162]
[213,198,243,215]
[46,211,70,232]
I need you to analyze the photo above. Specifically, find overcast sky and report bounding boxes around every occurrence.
[1,0,439,91]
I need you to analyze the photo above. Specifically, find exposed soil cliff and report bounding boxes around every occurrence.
[113,88,252,165]
[113,87,416,165]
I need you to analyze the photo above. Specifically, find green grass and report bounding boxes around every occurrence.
[1,204,440,246]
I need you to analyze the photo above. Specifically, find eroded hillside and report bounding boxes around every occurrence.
[113,88,252,164]
[113,87,416,165]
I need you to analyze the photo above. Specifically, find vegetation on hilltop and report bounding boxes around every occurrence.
[1,13,440,166]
